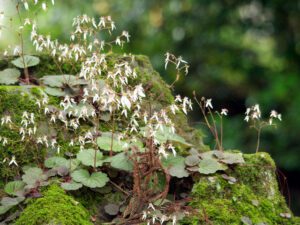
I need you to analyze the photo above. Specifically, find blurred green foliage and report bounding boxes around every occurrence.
[1,0,300,210]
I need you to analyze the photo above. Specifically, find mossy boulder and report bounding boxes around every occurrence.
[183,152,299,224]
[14,184,92,225]
[0,55,298,224]
[0,54,205,180]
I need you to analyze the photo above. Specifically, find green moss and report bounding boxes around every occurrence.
[0,86,46,178]
[15,184,92,225]
[184,152,298,225]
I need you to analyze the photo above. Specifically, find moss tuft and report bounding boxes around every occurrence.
[184,152,298,225]
[15,184,92,225]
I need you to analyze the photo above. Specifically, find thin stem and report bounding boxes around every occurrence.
[207,107,222,151]
[110,113,115,157]
[256,127,261,153]
[16,3,30,84]
[220,116,223,150]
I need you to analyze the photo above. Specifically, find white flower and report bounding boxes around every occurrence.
[175,95,182,103]
[172,215,177,225]
[205,99,213,109]
[148,203,155,211]
[42,2,47,11]
[2,137,8,146]
[245,108,251,115]
[115,37,121,46]
[23,1,29,10]
[278,114,282,121]
[164,52,170,69]
[24,18,31,26]
[44,107,50,114]
[121,95,131,109]
[9,156,18,167]
[168,144,176,156]
[244,115,250,122]
[176,56,187,69]
[142,211,147,220]
[50,114,56,123]
[170,104,179,114]
[221,108,228,116]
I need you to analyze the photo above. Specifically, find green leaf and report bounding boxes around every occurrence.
[76,149,103,167]
[110,152,133,172]
[61,182,83,191]
[71,169,109,188]
[22,167,46,186]
[65,159,81,171]
[169,165,189,178]
[0,68,21,84]
[1,197,25,207]
[4,181,26,197]
[44,87,65,96]
[97,132,127,152]
[185,155,200,167]
[104,203,119,216]
[214,151,245,165]
[162,155,189,178]
[45,157,68,169]
[41,75,87,88]
[11,55,40,68]
[0,205,12,215]
[141,125,191,146]
[198,158,228,175]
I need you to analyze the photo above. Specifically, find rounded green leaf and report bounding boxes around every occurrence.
[198,158,228,175]
[162,156,189,178]
[214,151,245,165]
[185,155,200,167]
[44,87,65,96]
[22,167,46,185]
[76,149,103,167]
[104,203,119,216]
[96,132,126,152]
[71,169,109,188]
[4,181,26,197]
[141,125,191,146]
[1,196,25,207]
[11,55,40,68]
[110,152,133,172]
[41,75,87,88]
[169,165,189,178]
[0,205,12,215]
[45,157,68,169]
[61,182,83,191]
[0,68,20,84]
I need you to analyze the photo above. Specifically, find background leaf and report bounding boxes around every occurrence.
[22,167,46,186]
[45,157,68,169]
[61,182,83,191]
[4,181,26,197]
[71,169,109,188]
[97,132,126,152]
[76,149,103,167]
[0,68,20,84]
[11,55,40,68]
[109,152,133,172]
[198,158,228,175]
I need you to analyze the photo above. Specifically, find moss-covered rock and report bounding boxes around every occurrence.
[15,184,92,225]
[183,152,299,225]
[0,54,205,180]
